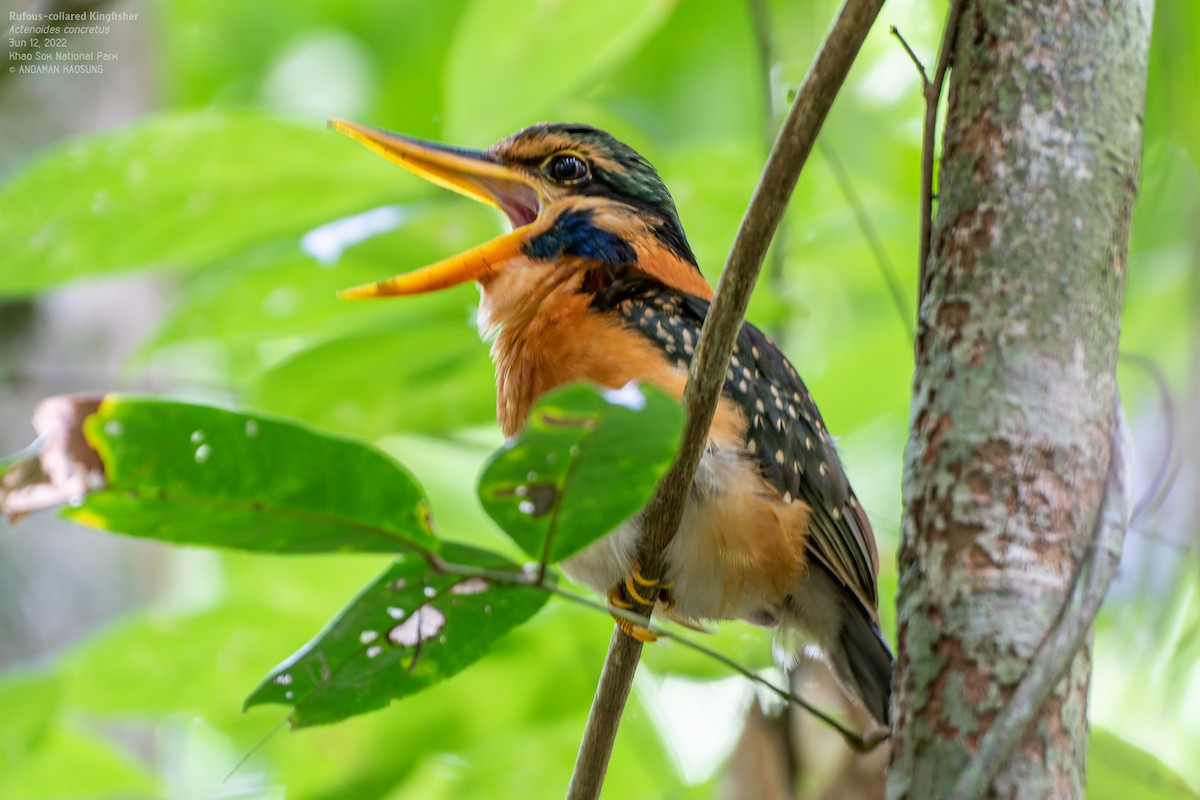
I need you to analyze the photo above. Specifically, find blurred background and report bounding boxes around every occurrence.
[0,0,1195,797]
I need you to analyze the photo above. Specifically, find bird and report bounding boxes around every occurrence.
[329,119,893,725]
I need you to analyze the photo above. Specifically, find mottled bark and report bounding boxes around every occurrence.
[888,2,1151,799]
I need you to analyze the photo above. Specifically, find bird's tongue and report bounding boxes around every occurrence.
[492,184,541,228]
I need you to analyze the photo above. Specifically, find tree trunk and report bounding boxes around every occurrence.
[888,2,1151,798]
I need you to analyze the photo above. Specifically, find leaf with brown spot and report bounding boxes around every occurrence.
[477,381,683,564]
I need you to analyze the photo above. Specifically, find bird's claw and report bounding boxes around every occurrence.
[608,566,674,641]
[624,565,658,605]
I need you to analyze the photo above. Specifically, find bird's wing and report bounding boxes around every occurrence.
[594,278,880,620]
[727,317,880,618]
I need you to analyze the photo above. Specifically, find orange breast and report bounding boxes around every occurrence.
[492,275,811,619]
[492,275,727,437]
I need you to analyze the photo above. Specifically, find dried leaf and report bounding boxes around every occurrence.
[2,395,105,522]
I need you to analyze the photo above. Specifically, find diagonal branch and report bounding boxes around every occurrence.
[819,140,914,339]
[913,0,966,351]
[746,0,789,340]
[565,1,888,797]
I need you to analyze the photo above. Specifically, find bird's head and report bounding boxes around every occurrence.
[330,120,713,320]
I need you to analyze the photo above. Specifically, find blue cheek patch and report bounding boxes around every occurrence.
[522,209,637,267]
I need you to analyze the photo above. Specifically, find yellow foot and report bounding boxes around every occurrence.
[624,565,659,605]
[617,616,660,642]
[607,585,657,640]
[607,566,674,642]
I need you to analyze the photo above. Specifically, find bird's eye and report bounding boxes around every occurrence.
[545,153,589,184]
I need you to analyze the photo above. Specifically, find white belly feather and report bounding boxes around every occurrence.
[561,444,806,623]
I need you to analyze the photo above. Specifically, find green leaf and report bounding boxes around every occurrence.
[0,724,158,800]
[443,0,675,142]
[245,543,549,727]
[477,382,683,564]
[0,672,61,778]
[157,0,469,140]
[137,201,503,382]
[591,0,760,146]
[0,112,416,296]
[58,396,437,553]
[1088,727,1199,800]
[1147,0,1200,165]
[56,553,388,719]
[249,317,496,439]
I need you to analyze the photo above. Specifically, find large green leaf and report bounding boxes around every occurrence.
[443,0,676,142]
[0,672,61,779]
[477,382,683,564]
[158,0,469,139]
[53,553,387,720]
[586,0,760,146]
[139,198,502,352]
[0,724,158,800]
[1146,0,1200,165]
[139,263,489,395]
[245,543,549,727]
[75,397,438,553]
[249,317,496,438]
[0,112,416,295]
[1088,728,1199,800]
[1,395,438,553]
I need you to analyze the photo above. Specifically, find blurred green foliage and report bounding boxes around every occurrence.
[0,0,1197,797]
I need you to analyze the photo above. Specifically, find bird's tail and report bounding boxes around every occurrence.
[781,562,893,725]
[827,600,893,725]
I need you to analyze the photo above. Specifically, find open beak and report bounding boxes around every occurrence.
[329,120,543,298]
